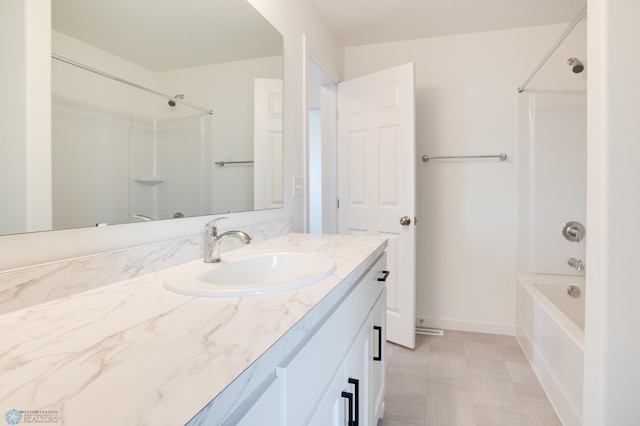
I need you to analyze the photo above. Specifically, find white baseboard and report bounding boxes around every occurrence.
[417,317,516,336]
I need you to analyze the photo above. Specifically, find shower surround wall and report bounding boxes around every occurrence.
[514,77,587,426]
[157,114,214,218]
[517,92,587,274]
[51,95,214,227]
[52,96,130,228]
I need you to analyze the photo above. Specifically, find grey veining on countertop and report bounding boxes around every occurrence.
[0,219,291,315]
[0,233,386,426]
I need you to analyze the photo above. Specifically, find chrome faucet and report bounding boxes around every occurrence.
[568,257,585,272]
[204,217,251,263]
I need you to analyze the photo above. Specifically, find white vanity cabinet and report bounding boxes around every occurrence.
[220,251,387,426]
[281,252,387,425]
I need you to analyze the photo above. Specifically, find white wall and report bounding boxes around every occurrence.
[1,1,29,235]
[0,0,342,271]
[345,23,586,334]
[584,0,640,423]
[0,0,52,235]
[248,0,344,233]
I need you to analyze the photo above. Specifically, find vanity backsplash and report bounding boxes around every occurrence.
[0,219,291,315]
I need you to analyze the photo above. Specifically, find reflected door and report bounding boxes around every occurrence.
[254,78,283,210]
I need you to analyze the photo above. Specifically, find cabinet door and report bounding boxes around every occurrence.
[309,318,371,426]
[308,363,346,426]
[371,287,387,421]
[345,318,371,426]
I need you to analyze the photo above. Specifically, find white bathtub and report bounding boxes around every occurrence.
[516,273,585,426]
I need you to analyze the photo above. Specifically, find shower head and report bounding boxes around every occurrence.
[168,94,184,107]
[567,58,584,74]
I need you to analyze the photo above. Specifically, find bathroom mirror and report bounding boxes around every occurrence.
[1,0,283,236]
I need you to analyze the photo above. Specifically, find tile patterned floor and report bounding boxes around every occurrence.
[378,330,563,426]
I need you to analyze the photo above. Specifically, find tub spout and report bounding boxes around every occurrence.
[568,258,585,272]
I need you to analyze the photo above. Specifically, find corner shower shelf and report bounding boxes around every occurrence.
[133,176,165,185]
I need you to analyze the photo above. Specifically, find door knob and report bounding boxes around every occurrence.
[399,216,411,226]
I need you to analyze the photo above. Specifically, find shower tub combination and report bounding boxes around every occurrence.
[516,273,585,426]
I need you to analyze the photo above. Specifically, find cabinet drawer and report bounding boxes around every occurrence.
[371,252,388,305]
[278,275,371,425]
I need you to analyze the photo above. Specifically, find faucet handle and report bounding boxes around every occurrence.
[568,257,585,272]
[206,216,229,236]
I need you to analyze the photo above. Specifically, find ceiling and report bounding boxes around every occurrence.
[311,0,587,46]
[51,0,587,71]
[52,0,283,72]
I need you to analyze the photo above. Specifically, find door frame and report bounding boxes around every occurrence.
[304,35,339,234]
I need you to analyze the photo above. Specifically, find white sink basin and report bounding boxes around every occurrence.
[163,251,336,297]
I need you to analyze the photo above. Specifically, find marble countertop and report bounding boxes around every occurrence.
[0,233,386,426]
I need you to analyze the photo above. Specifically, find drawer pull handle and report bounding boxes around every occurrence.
[373,326,383,361]
[341,391,354,426]
[348,378,359,426]
[377,270,390,282]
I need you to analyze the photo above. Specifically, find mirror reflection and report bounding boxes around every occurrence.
[2,0,283,236]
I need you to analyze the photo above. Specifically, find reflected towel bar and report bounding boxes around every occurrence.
[215,161,255,167]
[421,154,508,163]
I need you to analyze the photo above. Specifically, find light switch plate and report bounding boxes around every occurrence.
[292,176,304,198]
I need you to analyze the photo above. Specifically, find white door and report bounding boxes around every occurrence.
[254,78,283,210]
[338,63,416,349]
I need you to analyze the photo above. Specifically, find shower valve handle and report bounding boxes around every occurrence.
[562,221,585,243]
